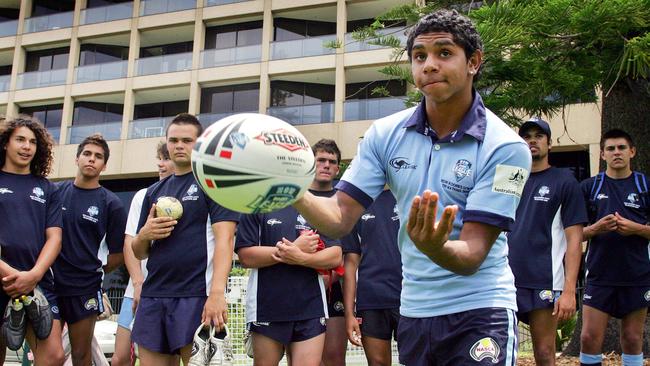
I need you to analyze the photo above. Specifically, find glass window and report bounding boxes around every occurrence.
[73,102,124,125]
[205,21,263,49]
[274,18,304,41]
[233,89,259,111]
[237,28,262,46]
[25,48,70,72]
[140,41,192,58]
[211,92,233,113]
[200,83,259,113]
[215,31,236,49]
[135,101,188,119]
[20,104,63,128]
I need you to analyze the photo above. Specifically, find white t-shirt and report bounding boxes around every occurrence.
[124,188,148,299]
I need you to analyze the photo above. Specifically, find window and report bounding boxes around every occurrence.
[140,41,193,58]
[270,81,334,107]
[79,44,129,66]
[134,100,189,119]
[273,18,336,41]
[345,80,406,100]
[20,104,64,128]
[32,0,75,15]
[200,83,259,114]
[205,21,263,49]
[25,47,70,72]
[73,102,124,125]
[87,0,132,7]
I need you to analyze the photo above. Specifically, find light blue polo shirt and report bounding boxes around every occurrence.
[337,91,531,318]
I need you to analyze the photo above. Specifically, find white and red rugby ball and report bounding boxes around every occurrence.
[191,113,315,214]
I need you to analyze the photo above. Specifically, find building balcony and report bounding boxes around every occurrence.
[135,52,193,76]
[68,121,122,144]
[80,3,133,25]
[344,97,405,121]
[344,27,408,52]
[24,11,74,33]
[205,0,251,6]
[17,69,67,89]
[75,60,128,83]
[128,116,174,139]
[270,35,336,60]
[267,102,334,125]
[200,44,261,68]
[140,0,195,16]
[0,74,10,92]
[0,19,18,37]
[197,111,258,128]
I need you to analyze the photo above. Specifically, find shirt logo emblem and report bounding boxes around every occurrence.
[469,337,500,363]
[83,206,99,223]
[625,193,641,209]
[30,187,46,204]
[0,188,13,194]
[296,214,310,230]
[183,184,200,202]
[392,205,399,221]
[267,218,282,226]
[644,290,650,302]
[452,159,472,182]
[492,165,528,198]
[361,214,375,221]
[389,157,417,172]
[534,186,551,202]
[596,193,608,200]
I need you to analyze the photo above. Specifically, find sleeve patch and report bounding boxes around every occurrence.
[491,164,529,198]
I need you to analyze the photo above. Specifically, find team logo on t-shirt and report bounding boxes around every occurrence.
[83,206,99,223]
[361,213,375,221]
[296,214,310,230]
[0,188,13,194]
[625,193,641,209]
[183,184,200,202]
[596,193,608,200]
[534,186,551,202]
[389,157,417,172]
[469,337,500,363]
[30,187,46,204]
[492,165,528,198]
[644,290,650,302]
[392,205,399,221]
[267,218,282,226]
[453,159,472,182]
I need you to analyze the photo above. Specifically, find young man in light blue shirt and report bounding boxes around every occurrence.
[294,9,531,365]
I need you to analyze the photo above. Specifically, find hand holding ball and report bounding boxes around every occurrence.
[155,196,183,220]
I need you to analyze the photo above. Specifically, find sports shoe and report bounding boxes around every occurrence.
[22,287,53,339]
[2,299,27,351]
[188,323,212,366]
[208,325,233,366]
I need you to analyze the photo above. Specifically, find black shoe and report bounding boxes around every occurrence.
[2,299,27,351]
[23,287,53,340]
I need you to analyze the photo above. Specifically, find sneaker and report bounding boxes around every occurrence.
[2,299,27,351]
[208,325,233,366]
[188,323,211,366]
[22,287,53,340]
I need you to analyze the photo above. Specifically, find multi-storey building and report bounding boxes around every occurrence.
[0,0,601,200]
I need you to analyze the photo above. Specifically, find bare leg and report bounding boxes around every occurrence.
[289,333,326,366]
[361,335,392,366]
[528,308,558,366]
[25,318,65,366]
[252,332,285,366]
[321,317,347,366]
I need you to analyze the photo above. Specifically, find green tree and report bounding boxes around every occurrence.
[349,0,650,356]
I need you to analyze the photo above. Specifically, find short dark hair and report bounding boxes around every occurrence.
[77,134,110,163]
[157,141,170,160]
[406,9,483,71]
[600,128,634,150]
[312,139,341,163]
[166,113,202,137]
[0,115,54,177]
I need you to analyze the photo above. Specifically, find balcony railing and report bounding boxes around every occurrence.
[0,19,18,37]
[136,52,193,76]
[24,11,74,33]
[80,3,133,25]
[75,60,128,83]
[140,0,195,16]
[128,116,175,139]
[267,102,334,125]
[17,69,67,89]
[270,35,336,60]
[0,74,10,92]
[205,0,250,6]
[68,121,122,144]
[344,27,408,53]
[197,111,257,129]
[200,44,261,68]
[344,97,406,121]
[47,127,61,144]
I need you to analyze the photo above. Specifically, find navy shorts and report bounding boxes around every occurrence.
[0,286,61,325]
[249,317,326,345]
[132,296,205,354]
[516,287,561,324]
[327,280,344,317]
[397,308,518,366]
[357,308,400,341]
[583,283,650,319]
[58,291,104,324]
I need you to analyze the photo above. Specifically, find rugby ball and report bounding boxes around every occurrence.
[155,196,183,220]
[191,113,315,214]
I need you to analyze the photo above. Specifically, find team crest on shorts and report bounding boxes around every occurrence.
[469,337,500,363]
[539,290,554,302]
[453,159,472,182]
[84,298,98,311]
[644,290,650,302]
[320,317,326,326]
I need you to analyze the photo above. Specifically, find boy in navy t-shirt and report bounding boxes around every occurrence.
[131,114,239,366]
[54,134,127,365]
[508,119,587,366]
[579,129,650,366]
[342,189,401,366]
[0,116,65,365]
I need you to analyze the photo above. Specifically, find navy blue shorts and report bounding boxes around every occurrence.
[327,280,344,317]
[131,296,205,354]
[583,283,650,319]
[249,317,326,345]
[516,287,560,324]
[0,286,61,325]
[357,308,399,341]
[57,291,104,324]
[397,308,518,366]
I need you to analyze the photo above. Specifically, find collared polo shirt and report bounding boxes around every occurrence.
[337,91,532,317]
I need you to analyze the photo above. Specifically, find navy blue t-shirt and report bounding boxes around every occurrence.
[0,171,61,294]
[137,172,240,298]
[581,172,650,286]
[508,167,587,290]
[54,181,127,296]
[342,190,401,311]
[235,189,341,322]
